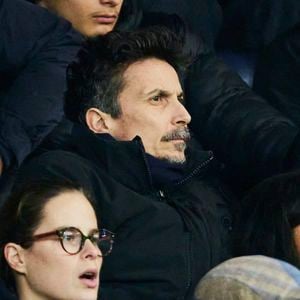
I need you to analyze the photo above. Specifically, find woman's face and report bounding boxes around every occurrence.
[19,190,102,300]
[39,0,124,37]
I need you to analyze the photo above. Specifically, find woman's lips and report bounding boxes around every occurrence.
[79,270,98,288]
[92,15,117,24]
[79,276,98,288]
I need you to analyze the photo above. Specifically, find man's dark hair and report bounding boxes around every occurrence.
[65,26,189,123]
[0,177,96,294]
[234,170,300,268]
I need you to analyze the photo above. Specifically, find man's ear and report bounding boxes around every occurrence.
[85,108,111,134]
[4,243,27,274]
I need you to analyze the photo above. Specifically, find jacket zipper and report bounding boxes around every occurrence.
[158,153,214,200]
[157,155,214,299]
[181,233,192,300]
[157,189,192,300]
[140,144,214,299]
[174,152,214,187]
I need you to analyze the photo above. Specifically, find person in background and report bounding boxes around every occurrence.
[0,177,114,300]
[0,0,82,176]
[29,0,125,37]
[194,255,300,300]
[253,23,300,126]
[234,170,300,269]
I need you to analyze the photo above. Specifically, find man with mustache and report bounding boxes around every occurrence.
[16,27,233,300]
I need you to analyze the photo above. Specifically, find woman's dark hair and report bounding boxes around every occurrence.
[234,170,300,268]
[64,26,189,123]
[0,178,97,294]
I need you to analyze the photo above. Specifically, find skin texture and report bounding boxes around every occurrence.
[92,58,191,163]
[5,191,102,300]
[39,0,123,37]
[294,225,300,255]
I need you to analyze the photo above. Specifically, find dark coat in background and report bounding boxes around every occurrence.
[253,23,300,127]
[217,0,300,51]
[185,41,300,196]
[17,122,233,300]
[0,0,82,169]
[140,0,222,48]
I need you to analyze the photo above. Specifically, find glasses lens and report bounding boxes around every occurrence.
[92,229,114,256]
[61,228,82,254]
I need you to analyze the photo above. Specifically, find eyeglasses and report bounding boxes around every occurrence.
[29,227,115,256]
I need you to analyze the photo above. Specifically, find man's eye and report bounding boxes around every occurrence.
[151,95,161,102]
[178,95,185,103]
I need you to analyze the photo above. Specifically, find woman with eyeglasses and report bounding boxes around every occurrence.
[0,178,114,300]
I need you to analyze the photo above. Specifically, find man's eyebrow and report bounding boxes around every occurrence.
[144,89,168,96]
[144,89,178,97]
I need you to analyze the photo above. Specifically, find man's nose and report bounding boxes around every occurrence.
[100,0,122,6]
[173,101,191,126]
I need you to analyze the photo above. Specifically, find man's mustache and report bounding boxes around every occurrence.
[161,127,191,142]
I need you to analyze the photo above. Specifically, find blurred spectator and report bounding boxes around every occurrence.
[141,0,222,48]
[217,0,300,51]
[234,170,300,268]
[194,255,300,300]
[185,33,300,196]
[0,0,81,173]
[216,0,300,86]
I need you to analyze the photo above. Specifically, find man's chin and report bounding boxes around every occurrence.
[158,152,186,164]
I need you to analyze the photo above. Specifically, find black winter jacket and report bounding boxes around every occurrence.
[185,42,300,195]
[140,0,222,48]
[253,23,300,126]
[19,122,233,300]
[0,0,222,171]
[0,0,82,169]
[218,0,300,51]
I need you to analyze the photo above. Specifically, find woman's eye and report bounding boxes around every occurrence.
[91,236,100,244]
[64,233,76,241]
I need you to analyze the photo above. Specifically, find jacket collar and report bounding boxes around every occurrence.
[60,122,214,193]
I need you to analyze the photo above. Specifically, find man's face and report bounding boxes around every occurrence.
[108,58,191,163]
[39,0,123,37]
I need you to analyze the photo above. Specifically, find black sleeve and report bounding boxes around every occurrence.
[185,44,300,189]
[0,0,82,169]
[253,23,300,126]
